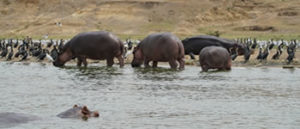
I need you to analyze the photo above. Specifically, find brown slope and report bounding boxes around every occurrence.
[0,0,299,38]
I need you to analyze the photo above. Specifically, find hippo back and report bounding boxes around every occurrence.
[200,46,230,68]
[182,35,237,55]
[139,32,184,61]
[57,106,82,118]
[0,112,39,128]
[63,31,123,59]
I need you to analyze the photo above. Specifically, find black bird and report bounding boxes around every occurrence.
[20,51,28,61]
[268,39,274,50]
[261,47,269,60]
[38,49,47,60]
[188,52,195,60]
[272,50,280,60]
[14,39,19,48]
[47,39,53,48]
[32,48,41,57]
[286,44,296,64]
[15,46,26,58]
[272,45,283,60]
[256,47,263,60]
[243,45,251,63]
[251,38,257,49]
[0,41,3,50]
[126,39,133,50]
[22,39,29,50]
[0,46,8,58]
[58,39,64,52]
[6,47,13,60]
[50,46,59,61]
[7,39,13,47]
[278,43,284,55]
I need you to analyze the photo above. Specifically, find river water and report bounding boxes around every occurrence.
[0,62,300,129]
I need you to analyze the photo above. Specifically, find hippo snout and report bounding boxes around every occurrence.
[131,63,141,67]
[53,61,64,67]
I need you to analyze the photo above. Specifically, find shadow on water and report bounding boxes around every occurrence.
[62,66,122,80]
[197,69,231,81]
[133,67,180,81]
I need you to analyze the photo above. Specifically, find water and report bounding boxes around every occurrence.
[0,62,300,129]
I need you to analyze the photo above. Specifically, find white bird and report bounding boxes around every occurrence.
[46,53,54,62]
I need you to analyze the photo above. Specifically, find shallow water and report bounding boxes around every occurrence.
[0,62,300,129]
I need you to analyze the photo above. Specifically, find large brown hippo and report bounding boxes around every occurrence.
[0,112,39,128]
[53,31,124,67]
[57,105,99,120]
[131,32,185,69]
[199,46,231,72]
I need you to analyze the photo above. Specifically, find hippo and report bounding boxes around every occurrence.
[199,46,231,72]
[131,32,185,69]
[57,105,99,120]
[0,112,39,128]
[53,31,124,67]
[182,35,244,59]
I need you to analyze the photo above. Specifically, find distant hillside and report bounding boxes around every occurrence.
[0,0,300,39]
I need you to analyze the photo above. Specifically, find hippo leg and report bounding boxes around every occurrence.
[152,61,158,68]
[106,57,114,67]
[177,58,185,70]
[218,68,225,71]
[168,59,178,69]
[77,57,87,67]
[225,64,231,70]
[201,65,208,72]
[144,58,151,68]
[116,55,124,68]
[225,59,232,70]
[82,58,88,67]
[77,58,82,67]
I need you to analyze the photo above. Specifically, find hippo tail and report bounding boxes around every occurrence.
[178,42,185,58]
[119,40,125,56]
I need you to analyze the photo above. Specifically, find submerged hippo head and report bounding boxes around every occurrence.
[236,44,246,55]
[57,105,99,120]
[53,48,73,67]
[131,46,144,67]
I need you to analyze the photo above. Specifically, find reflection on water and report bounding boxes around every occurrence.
[0,62,300,129]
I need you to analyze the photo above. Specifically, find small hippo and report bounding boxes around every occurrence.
[57,105,99,120]
[0,112,39,128]
[199,46,231,72]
